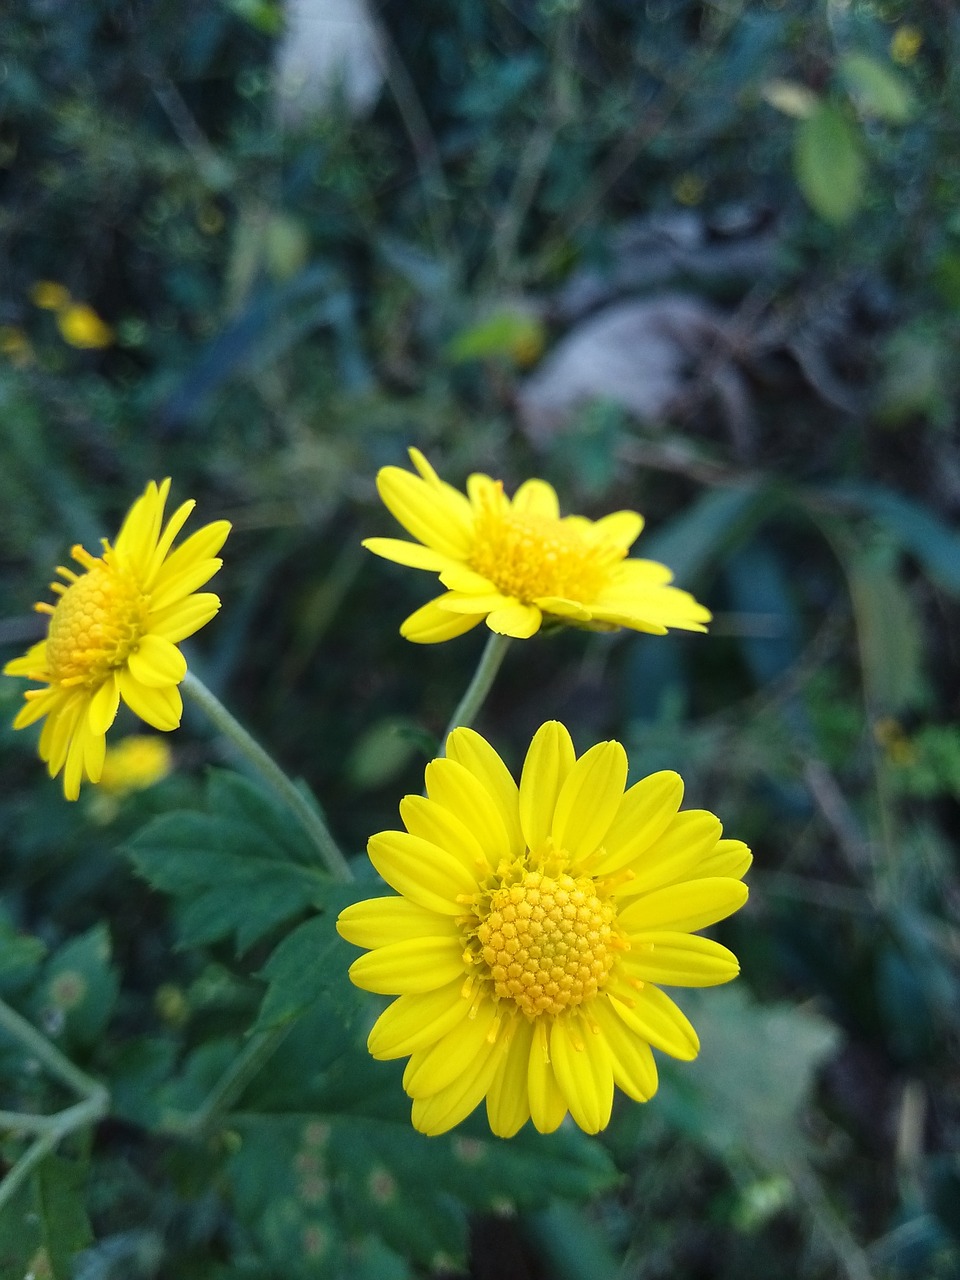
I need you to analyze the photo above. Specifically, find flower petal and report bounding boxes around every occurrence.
[552,740,628,863]
[486,602,542,638]
[606,983,700,1061]
[398,795,490,875]
[424,757,512,868]
[410,1033,507,1136]
[698,839,753,880]
[87,673,120,736]
[117,671,182,731]
[148,593,221,644]
[511,479,560,519]
[348,936,466,994]
[126,634,187,688]
[591,510,644,550]
[615,810,722,899]
[550,1016,614,1134]
[443,727,524,858]
[403,998,499,1098]
[591,999,658,1102]
[367,831,479,914]
[367,980,473,1059]
[362,537,461,572]
[618,877,748,935]
[376,465,474,558]
[486,1016,534,1138]
[622,932,740,987]
[527,1018,567,1134]
[336,896,455,948]
[593,771,684,876]
[400,597,482,644]
[519,721,576,853]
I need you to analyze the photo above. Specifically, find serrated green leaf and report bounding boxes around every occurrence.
[841,52,917,124]
[657,986,839,1171]
[125,772,329,953]
[794,103,866,224]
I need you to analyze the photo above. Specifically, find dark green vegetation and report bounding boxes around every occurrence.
[1,2,959,1276]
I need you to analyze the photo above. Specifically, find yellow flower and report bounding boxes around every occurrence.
[56,303,114,350]
[98,735,173,795]
[30,280,72,311]
[4,480,230,799]
[337,721,750,1137]
[890,25,922,66]
[364,450,712,643]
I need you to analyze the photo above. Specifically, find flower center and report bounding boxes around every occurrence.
[471,868,618,1018]
[469,505,617,604]
[46,561,148,687]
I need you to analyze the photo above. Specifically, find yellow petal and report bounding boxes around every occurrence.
[527,1019,568,1134]
[367,831,479,914]
[117,671,182,731]
[423,757,512,867]
[376,466,474,559]
[336,897,455,948]
[113,480,168,567]
[594,771,684,876]
[622,932,740,987]
[148,593,221,643]
[362,537,460,572]
[148,519,230,597]
[615,810,721,899]
[398,795,489,875]
[440,591,514,615]
[486,1016,534,1138]
[443,727,524,857]
[126,634,187,688]
[551,740,627,863]
[698,839,753,880]
[148,557,223,613]
[618,878,748,935]
[410,1034,506,1136]
[519,721,576,853]
[511,479,560,519]
[591,999,658,1102]
[403,998,499,1098]
[486,602,542,638]
[605,982,700,1060]
[367,980,472,1059]
[87,673,120,736]
[400,597,482,644]
[549,1016,614,1134]
[348,936,465,994]
[591,510,644,550]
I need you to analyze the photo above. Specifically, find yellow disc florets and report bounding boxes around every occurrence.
[471,867,619,1018]
[469,496,618,604]
[45,556,148,688]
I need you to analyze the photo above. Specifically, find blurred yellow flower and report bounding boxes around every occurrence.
[364,449,711,643]
[890,25,922,66]
[98,735,173,795]
[338,721,750,1137]
[4,480,230,799]
[56,303,114,350]
[0,325,32,367]
[30,280,72,310]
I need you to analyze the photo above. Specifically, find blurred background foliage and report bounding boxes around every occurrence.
[1,0,959,1276]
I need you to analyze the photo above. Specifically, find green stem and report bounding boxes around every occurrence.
[182,671,353,882]
[167,1023,292,1138]
[439,632,512,752]
[0,996,109,1213]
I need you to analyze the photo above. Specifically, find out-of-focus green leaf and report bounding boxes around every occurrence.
[822,483,960,594]
[642,483,768,582]
[841,52,917,124]
[125,771,329,953]
[30,924,118,1050]
[346,716,425,791]
[657,985,839,1171]
[0,1155,93,1280]
[794,103,866,224]
[0,917,46,981]
[848,546,924,714]
[874,328,950,427]
[254,901,361,1033]
[446,307,545,365]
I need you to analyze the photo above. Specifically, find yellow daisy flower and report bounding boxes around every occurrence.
[4,480,230,800]
[363,449,712,643]
[338,721,750,1138]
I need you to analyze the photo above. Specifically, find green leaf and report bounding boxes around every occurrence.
[794,103,866,224]
[0,1155,93,1280]
[125,771,329,953]
[642,483,768,582]
[656,985,839,1171]
[841,52,917,124]
[0,917,46,982]
[848,546,925,714]
[254,903,361,1033]
[31,924,118,1051]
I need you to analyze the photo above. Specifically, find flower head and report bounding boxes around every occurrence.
[98,735,173,796]
[4,479,229,799]
[338,721,750,1137]
[364,449,711,643]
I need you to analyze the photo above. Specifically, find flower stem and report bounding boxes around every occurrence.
[163,1023,292,1139]
[0,996,109,1213]
[440,632,512,751]
[182,671,353,882]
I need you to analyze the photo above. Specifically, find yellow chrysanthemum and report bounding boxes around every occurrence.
[338,721,750,1138]
[363,450,712,643]
[98,735,173,796]
[4,480,229,800]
